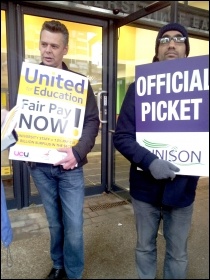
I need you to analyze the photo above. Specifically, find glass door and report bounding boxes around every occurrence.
[114,25,160,198]
[2,3,109,209]
[112,2,209,199]
[23,15,105,201]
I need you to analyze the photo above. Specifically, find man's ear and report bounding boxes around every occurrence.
[63,45,68,55]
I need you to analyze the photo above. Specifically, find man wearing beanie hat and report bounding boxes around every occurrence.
[113,22,199,279]
[152,22,190,62]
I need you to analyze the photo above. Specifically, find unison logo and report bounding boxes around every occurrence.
[143,139,202,166]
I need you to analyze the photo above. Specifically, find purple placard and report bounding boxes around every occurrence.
[135,55,209,133]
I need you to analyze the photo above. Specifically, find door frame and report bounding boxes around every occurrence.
[109,1,175,198]
[3,1,115,209]
[4,1,205,209]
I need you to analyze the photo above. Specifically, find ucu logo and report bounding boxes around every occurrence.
[14,151,29,157]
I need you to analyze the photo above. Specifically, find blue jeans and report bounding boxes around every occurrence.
[131,197,193,279]
[28,163,85,279]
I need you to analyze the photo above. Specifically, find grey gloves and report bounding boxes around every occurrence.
[149,159,180,180]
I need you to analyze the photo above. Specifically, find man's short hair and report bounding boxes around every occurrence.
[40,20,69,46]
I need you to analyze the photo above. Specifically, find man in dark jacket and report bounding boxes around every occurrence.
[27,20,99,279]
[113,23,199,279]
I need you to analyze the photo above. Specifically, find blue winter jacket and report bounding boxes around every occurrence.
[1,179,13,247]
[113,82,199,207]
[1,125,17,247]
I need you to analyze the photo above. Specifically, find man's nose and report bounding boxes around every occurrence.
[168,39,176,47]
[46,45,52,52]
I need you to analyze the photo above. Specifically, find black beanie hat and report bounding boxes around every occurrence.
[153,22,190,62]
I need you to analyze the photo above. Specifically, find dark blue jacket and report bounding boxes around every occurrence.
[113,82,199,207]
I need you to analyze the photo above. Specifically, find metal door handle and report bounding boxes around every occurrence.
[97,91,107,123]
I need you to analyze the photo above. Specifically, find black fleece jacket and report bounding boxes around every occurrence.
[113,82,199,207]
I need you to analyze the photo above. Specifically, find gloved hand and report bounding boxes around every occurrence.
[149,159,180,180]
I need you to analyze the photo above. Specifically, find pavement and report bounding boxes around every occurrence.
[1,177,209,279]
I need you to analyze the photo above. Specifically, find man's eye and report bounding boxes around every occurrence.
[159,37,169,44]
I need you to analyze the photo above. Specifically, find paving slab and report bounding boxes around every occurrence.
[1,179,209,279]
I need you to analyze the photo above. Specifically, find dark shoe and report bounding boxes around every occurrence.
[46,268,67,279]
